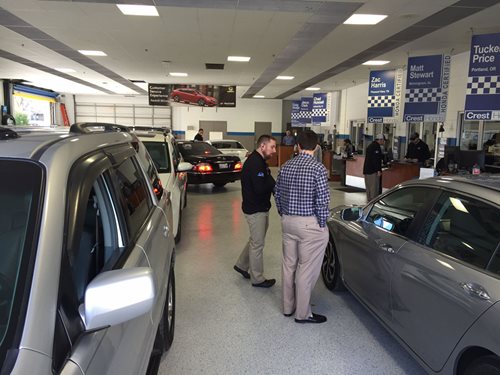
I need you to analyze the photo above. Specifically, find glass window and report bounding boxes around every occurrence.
[483,121,500,169]
[366,187,434,236]
[143,141,171,173]
[418,192,500,270]
[178,142,221,156]
[111,157,152,240]
[460,118,480,151]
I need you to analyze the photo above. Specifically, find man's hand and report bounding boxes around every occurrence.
[377,171,382,176]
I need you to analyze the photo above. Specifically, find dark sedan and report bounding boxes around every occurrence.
[322,176,500,375]
[177,141,242,187]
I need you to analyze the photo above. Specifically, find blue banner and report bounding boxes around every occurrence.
[291,100,301,127]
[464,33,500,121]
[403,55,450,122]
[311,92,328,125]
[299,97,313,125]
[367,69,402,123]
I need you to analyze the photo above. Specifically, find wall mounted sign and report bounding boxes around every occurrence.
[291,100,301,127]
[403,54,450,122]
[148,84,237,107]
[367,69,403,123]
[464,32,500,121]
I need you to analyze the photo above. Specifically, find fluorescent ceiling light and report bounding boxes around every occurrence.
[116,4,159,16]
[79,50,107,56]
[169,72,188,77]
[253,95,265,98]
[306,87,320,91]
[344,14,387,25]
[276,76,294,80]
[227,56,251,62]
[55,68,76,73]
[362,60,390,66]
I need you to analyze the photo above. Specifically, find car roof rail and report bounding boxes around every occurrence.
[129,125,171,135]
[69,122,130,134]
[0,126,20,140]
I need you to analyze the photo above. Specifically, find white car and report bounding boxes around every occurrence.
[131,127,192,243]
[209,139,250,164]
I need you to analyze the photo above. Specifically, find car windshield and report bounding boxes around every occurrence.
[179,142,221,156]
[213,142,244,149]
[0,159,43,361]
[143,141,171,173]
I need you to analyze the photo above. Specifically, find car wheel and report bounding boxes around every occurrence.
[198,99,205,106]
[174,208,182,244]
[173,95,180,102]
[213,182,226,187]
[464,355,500,375]
[321,236,345,291]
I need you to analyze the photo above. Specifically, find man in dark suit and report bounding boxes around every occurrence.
[194,128,204,141]
[405,132,430,165]
[363,134,385,202]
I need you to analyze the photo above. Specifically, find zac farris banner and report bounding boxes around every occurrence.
[367,69,403,123]
[148,84,236,107]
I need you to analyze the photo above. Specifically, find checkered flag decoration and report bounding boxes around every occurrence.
[291,112,300,120]
[312,108,328,116]
[368,95,396,108]
[300,110,312,118]
[405,88,442,103]
[467,76,500,95]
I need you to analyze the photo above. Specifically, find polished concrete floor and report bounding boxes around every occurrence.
[159,171,425,375]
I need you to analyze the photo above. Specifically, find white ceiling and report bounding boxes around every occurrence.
[1,0,499,99]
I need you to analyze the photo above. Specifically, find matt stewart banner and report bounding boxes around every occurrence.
[403,54,450,122]
[312,92,328,125]
[291,100,301,127]
[465,32,500,121]
[367,69,403,123]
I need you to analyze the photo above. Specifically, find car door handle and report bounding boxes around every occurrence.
[379,243,395,253]
[460,282,490,301]
[163,225,169,238]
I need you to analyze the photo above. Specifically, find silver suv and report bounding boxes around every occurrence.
[0,123,175,375]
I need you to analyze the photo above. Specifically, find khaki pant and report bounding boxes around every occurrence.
[364,172,380,202]
[281,215,329,320]
[235,212,269,284]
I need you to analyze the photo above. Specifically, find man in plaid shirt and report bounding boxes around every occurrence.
[274,130,330,324]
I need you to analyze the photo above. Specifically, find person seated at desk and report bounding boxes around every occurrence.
[405,132,430,165]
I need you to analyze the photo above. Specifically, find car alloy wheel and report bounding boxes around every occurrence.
[197,99,205,106]
[173,95,180,102]
[321,237,344,291]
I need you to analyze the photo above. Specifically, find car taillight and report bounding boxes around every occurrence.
[234,162,242,170]
[194,163,213,172]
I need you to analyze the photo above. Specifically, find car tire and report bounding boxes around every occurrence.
[464,355,500,375]
[173,95,180,102]
[321,236,345,291]
[183,189,187,209]
[213,182,226,187]
[198,99,205,106]
[174,208,182,244]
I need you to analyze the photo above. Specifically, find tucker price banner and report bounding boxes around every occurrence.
[311,92,328,125]
[291,100,301,127]
[403,54,450,122]
[464,32,500,121]
[367,69,403,123]
[299,97,313,125]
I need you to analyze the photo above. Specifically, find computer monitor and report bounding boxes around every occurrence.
[459,150,485,171]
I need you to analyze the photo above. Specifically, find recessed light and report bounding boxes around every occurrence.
[306,87,320,91]
[362,60,390,66]
[276,76,294,80]
[344,14,387,25]
[227,56,251,62]
[116,4,159,16]
[78,50,107,56]
[253,95,265,98]
[169,72,188,77]
[55,68,76,73]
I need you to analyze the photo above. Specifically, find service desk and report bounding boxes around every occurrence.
[345,157,420,190]
[277,145,295,166]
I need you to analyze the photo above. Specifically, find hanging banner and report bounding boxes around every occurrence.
[403,54,450,122]
[299,97,313,125]
[367,69,403,123]
[148,84,237,107]
[291,100,301,127]
[464,32,500,121]
[311,92,328,125]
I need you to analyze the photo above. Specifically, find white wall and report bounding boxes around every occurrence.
[338,82,369,136]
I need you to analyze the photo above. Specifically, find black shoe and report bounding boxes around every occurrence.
[295,313,327,324]
[284,310,295,317]
[252,279,276,288]
[233,265,250,279]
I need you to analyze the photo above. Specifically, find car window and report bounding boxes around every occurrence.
[0,159,43,358]
[417,192,500,271]
[178,142,221,156]
[171,140,181,169]
[366,187,434,237]
[143,141,171,173]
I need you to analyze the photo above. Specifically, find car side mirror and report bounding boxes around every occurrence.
[341,207,362,221]
[80,267,155,331]
[177,161,193,172]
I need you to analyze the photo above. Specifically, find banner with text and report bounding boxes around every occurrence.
[403,54,450,122]
[148,84,236,107]
[464,32,500,121]
[367,69,403,123]
[311,92,328,125]
[291,100,301,127]
[299,97,313,125]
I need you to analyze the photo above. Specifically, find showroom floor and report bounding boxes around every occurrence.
[158,171,425,375]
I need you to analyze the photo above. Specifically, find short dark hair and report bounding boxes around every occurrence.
[199,128,204,132]
[297,130,318,151]
[344,138,352,144]
[256,134,276,147]
[410,132,419,140]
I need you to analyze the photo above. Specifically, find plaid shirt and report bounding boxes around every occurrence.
[274,153,330,227]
